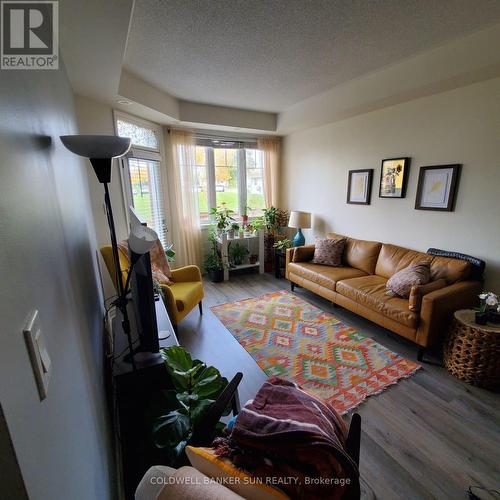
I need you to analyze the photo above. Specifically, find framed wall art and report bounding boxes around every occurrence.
[415,164,461,211]
[347,169,373,205]
[379,157,410,198]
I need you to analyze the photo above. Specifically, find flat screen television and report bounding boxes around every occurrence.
[128,207,160,354]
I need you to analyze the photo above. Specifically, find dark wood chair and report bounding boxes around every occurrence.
[190,371,243,447]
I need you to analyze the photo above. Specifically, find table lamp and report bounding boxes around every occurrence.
[288,211,311,247]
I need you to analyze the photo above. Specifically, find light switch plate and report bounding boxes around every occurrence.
[24,310,51,400]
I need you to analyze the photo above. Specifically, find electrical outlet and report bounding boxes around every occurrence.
[24,310,51,400]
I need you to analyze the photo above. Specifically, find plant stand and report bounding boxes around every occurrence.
[216,229,264,281]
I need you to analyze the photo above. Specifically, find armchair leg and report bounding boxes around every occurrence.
[417,346,426,362]
[290,282,295,292]
[198,301,203,315]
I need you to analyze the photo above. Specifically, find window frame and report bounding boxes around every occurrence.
[196,138,262,224]
[113,110,170,243]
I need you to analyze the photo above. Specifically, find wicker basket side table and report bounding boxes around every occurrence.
[444,309,500,389]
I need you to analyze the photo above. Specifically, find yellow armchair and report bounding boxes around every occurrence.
[100,246,204,331]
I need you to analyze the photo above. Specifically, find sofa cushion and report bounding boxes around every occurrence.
[292,245,315,262]
[327,233,381,274]
[374,243,471,284]
[375,244,432,279]
[287,262,367,290]
[336,275,419,328]
[386,262,431,298]
[312,237,346,266]
[429,256,471,284]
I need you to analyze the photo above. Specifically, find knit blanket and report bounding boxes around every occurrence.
[214,377,358,499]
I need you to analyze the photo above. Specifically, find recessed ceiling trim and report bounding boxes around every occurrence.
[278,23,500,134]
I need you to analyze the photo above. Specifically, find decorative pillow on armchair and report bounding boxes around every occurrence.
[386,261,431,298]
[312,238,346,267]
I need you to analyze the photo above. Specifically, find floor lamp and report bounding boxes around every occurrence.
[60,135,140,368]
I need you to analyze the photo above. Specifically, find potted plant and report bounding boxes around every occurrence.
[228,222,239,239]
[210,203,235,235]
[250,217,264,235]
[242,206,251,227]
[263,207,289,236]
[165,243,176,263]
[228,242,249,266]
[204,230,225,282]
[151,346,229,465]
[273,238,292,251]
[249,254,258,265]
[476,292,499,324]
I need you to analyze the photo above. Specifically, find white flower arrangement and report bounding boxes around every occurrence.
[478,292,499,313]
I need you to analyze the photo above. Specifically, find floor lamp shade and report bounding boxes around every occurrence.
[288,211,311,247]
[60,135,131,183]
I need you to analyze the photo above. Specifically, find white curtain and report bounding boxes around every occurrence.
[167,129,202,269]
[258,136,281,208]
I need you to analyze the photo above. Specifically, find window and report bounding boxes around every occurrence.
[116,119,159,150]
[214,147,238,213]
[115,113,168,246]
[196,140,265,221]
[245,149,265,216]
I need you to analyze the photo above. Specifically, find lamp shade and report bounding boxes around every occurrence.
[288,211,311,229]
[60,135,131,159]
[129,225,158,255]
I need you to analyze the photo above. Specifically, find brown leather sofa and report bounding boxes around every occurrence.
[286,233,483,360]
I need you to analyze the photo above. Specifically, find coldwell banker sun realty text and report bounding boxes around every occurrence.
[1,1,58,69]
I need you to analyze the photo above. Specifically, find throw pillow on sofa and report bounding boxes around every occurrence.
[386,261,431,298]
[312,237,346,266]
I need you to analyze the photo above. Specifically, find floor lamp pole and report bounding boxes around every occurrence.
[103,182,136,371]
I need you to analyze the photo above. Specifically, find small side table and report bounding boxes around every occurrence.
[274,248,286,278]
[444,309,500,389]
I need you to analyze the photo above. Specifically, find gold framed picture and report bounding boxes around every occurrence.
[379,157,410,198]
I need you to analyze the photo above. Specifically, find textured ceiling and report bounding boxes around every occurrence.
[125,0,500,112]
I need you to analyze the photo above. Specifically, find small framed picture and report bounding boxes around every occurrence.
[347,169,373,205]
[379,157,410,198]
[415,164,461,211]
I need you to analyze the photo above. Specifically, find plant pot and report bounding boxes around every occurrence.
[249,255,258,265]
[209,269,224,283]
[227,229,235,239]
[233,258,244,266]
[475,311,488,325]
[239,232,244,239]
[487,310,500,324]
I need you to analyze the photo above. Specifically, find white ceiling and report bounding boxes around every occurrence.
[124,0,500,113]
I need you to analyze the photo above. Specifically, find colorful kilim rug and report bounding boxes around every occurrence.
[211,290,421,414]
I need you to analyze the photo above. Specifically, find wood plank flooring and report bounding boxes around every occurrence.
[177,272,500,500]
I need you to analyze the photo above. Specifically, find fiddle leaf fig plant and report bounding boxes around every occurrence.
[151,346,229,464]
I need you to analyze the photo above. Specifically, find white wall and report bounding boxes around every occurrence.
[282,78,500,290]
[0,64,113,498]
